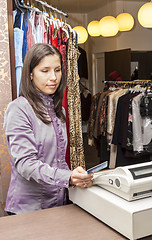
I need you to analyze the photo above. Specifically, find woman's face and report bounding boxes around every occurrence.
[31,54,62,96]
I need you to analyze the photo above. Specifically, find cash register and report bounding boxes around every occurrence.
[93,161,152,201]
[69,161,152,240]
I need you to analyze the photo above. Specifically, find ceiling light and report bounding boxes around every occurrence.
[99,16,119,37]
[87,20,100,37]
[73,26,88,44]
[116,13,134,31]
[138,1,152,28]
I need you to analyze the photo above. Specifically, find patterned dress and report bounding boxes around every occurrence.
[64,24,85,170]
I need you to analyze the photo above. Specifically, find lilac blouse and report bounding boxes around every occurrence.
[3,94,72,214]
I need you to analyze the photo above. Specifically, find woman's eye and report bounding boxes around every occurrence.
[55,69,61,72]
[42,70,48,73]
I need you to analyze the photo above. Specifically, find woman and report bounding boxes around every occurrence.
[3,43,93,215]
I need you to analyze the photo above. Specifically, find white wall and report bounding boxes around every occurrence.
[116,1,152,51]
[67,13,84,28]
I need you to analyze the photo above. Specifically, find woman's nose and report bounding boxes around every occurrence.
[49,71,57,81]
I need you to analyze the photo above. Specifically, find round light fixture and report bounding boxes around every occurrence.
[138,1,152,28]
[116,13,134,31]
[99,16,119,37]
[87,20,100,36]
[73,26,88,44]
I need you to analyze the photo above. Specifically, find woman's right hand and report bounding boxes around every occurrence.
[69,166,93,188]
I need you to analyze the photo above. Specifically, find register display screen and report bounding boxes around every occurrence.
[129,165,152,180]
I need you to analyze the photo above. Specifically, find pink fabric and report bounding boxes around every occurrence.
[27,11,36,49]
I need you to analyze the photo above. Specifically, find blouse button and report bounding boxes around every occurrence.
[56,180,59,184]
[58,159,60,162]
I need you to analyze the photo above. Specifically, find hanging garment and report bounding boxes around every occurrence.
[87,90,103,145]
[80,91,92,121]
[35,14,44,43]
[22,10,30,62]
[43,13,49,44]
[60,29,68,77]
[98,91,112,137]
[50,24,59,49]
[132,93,152,154]
[14,13,24,97]
[107,89,128,135]
[64,23,85,170]
[78,46,88,79]
[27,10,37,49]
[14,9,21,28]
[110,92,132,167]
[43,18,48,43]
[140,90,152,117]
[13,9,17,25]
[93,90,111,139]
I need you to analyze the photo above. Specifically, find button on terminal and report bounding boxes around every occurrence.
[109,179,113,185]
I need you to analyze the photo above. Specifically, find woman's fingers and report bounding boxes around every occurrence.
[71,167,93,180]
[70,166,93,188]
[74,179,93,188]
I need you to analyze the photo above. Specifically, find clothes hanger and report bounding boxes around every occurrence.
[13,0,24,13]
[62,27,69,39]
[65,22,75,36]
[17,0,42,14]
[18,0,32,10]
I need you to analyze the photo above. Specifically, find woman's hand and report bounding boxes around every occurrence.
[69,166,93,188]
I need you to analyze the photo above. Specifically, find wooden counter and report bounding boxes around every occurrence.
[0,204,152,240]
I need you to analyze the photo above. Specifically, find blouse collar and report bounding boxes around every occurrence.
[39,92,54,108]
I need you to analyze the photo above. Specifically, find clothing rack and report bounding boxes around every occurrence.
[103,80,152,85]
[35,0,69,18]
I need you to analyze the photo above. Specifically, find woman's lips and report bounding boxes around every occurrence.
[47,85,56,88]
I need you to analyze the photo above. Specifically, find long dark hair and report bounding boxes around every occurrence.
[20,43,66,124]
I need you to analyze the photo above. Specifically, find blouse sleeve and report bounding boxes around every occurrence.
[3,99,72,188]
